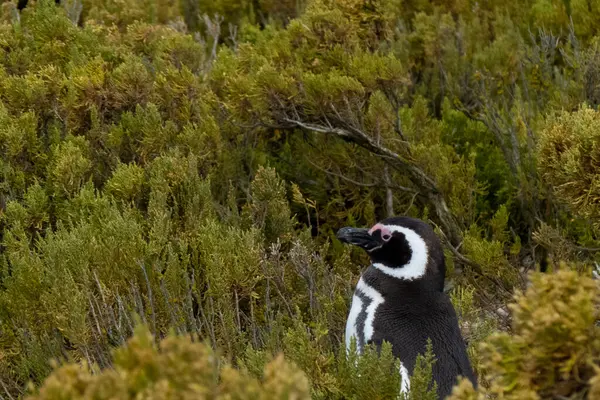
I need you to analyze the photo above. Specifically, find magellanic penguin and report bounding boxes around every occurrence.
[337,216,477,399]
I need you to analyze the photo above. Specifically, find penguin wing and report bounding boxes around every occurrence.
[448,336,477,387]
[438,309,478,389]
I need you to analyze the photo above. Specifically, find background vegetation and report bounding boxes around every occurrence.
[1,0,600,398]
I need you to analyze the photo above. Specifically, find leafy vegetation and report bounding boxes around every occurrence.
[1,0,600,398]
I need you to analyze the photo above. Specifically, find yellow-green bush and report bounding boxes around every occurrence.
[27,325,311,400]
[450,268,600,399]
[4,0,600,398]
[538,107,600,229]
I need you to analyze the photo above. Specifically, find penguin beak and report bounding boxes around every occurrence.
[336,227,382,251]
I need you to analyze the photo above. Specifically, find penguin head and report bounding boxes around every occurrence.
[337,216,445,289]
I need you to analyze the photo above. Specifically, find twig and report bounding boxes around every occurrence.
[139,262,157,337]
[383,164,394,217]
[0,380,15,400]
[94,271,125,345]
[435,224,514,299]
[307,159,418,193]
[159,278,182,335]
[116,293,134,334]
[574,245,600,252]
[234,289,242,331]
[404,192,418,214]
[186,270,200,334]
[88,296,103,344]
[203,14,224,64]
[228,23,238,51]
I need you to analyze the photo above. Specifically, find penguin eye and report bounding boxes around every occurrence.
[381,233,391,242]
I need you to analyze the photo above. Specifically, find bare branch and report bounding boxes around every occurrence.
[203,14,223,64]
[281,118,353,138]
[404,192,419,214]
[307,159,418,193]
[1,380,16,400]
[62,0,83,25]
[228,22,238,51]
[383,165,394,218]
[280,117,462,244]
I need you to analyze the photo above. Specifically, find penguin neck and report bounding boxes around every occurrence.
[361,263,441,301]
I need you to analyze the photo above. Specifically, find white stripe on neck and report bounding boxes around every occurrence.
[372,225,429,280]
[345,294,363,352]
[356,278,384,345]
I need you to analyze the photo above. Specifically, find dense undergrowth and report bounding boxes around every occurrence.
[1,0,600,398]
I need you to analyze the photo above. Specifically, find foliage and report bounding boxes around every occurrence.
[27,324,311,400]
[538,106,600,230]
[2,0,600,398]
[449,268,600,399]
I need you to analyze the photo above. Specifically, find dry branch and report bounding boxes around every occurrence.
[280,117,462,244]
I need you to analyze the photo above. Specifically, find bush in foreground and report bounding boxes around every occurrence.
[27,325,311,400]
[450,268,600,400]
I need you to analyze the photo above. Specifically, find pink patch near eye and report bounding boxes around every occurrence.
[368,223,392,241]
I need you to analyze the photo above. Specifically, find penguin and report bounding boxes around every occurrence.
[337,216,477,399]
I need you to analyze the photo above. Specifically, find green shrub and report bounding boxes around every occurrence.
[449,268,600,399]
[538,106,600,229]
[27,324,311,400]
[5,0,600,398]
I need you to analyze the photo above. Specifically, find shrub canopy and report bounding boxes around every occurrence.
[1,0,600,398]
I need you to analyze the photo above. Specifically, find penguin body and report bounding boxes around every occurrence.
[339,216,476,399]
